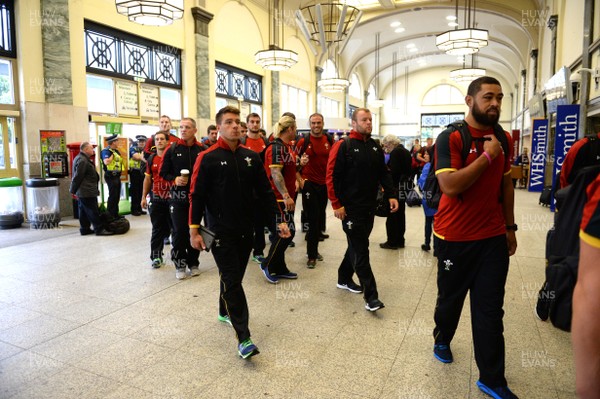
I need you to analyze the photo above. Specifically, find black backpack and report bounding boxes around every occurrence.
[563,134,600,185]
[535,164,600,331]
[421,120,509,209]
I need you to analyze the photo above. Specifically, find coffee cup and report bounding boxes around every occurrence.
[180,169,190,177]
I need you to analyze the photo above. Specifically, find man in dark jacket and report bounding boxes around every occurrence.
[326,108,398,312]
[189,106,289,359]
[160,118,206,280]
[70,142,113,236]
[380,134,412,249]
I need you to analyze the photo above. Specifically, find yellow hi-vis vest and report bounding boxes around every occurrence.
[129,148,143,170]
[106,149,123,172]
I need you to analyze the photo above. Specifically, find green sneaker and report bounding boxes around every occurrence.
[218,314,232,326]
[238,338,259,359]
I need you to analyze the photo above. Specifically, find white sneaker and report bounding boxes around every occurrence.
[175,269,188,280]
[189,267,200,277]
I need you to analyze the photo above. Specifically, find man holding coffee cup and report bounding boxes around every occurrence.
[160,118,207,280]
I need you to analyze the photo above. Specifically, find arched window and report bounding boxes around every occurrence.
[422,84,464,105]
[321,59,337,79]
[349,73,362,99]
[367,83,376,105]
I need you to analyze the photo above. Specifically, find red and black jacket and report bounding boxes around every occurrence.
[189,138,279,235]
[326,131,394,213]
[159,138,206,197]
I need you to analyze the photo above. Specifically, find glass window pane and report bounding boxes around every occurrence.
[0,122,4,168]
[7,117,16,169]
[0,58,14,104]
[160,88,182,121]
[86,75,115,113]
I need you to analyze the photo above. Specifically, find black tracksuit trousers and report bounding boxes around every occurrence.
[433,234,509,387]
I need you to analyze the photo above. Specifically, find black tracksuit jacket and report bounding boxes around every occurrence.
[189,138,280,235]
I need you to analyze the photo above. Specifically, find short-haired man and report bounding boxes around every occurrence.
[101,134,123,218]
[240,122,248,138]
[160,117,206,280]
[326,108,398,312]
[296,113,331,268]
[432,76,518,398]
[202,125,218,147]
[242,112,269,263]
[189,106,289,359]
[142,131,172,268]
[70,142,113,236]
[144,115,179,159]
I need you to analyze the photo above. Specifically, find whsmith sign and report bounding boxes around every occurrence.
[528,119,548,193]
[551,104,580,211]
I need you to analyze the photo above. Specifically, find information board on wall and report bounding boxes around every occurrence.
[115,81,139,116]
[140,85,160,118]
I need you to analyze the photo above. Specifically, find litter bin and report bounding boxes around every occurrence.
[0,177,25,229]
[26,178,61,229]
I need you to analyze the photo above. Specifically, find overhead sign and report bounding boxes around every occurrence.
[140,85,160,118]
[115,80,138,116]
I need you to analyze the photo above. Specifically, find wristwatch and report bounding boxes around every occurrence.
[506,224,518,231]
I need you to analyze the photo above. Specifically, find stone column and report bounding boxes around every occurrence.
[547,15,558,75]
[192,7,214,120]
[271,71,280,127]
[41,0,72,104]
[530,49,538,94]
[315,66,323,113]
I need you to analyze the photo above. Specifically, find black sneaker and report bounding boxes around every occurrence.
[476,380,519,399]
[379,242,400,249]
[95,229,114,236]
[319,233,329,239]
[365,299,385,312]
[433,344,453,363]
[336,281,363,294]
[421,243,431,251]
[288,241,295,248]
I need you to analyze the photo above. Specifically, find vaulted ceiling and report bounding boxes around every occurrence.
[282,0,545,95]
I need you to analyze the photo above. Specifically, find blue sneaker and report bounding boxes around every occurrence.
[476,381,518,399]
[260,264,279,284]
[252,255,266,264]
[274,271,298,279]
[238,338,259,359]
[433,344,453,363]
[218,314,232,326]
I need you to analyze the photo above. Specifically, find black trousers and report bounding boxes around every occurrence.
[129,170,144,213]
[263,204,295,275]
[385,200,406,246]
[148,198,170,261]
[169,198,200,270]
[433,234,509,387]
[212,231,253,343]
[338,212,379,303]
[77,197,104,234]
[252,200,266,257]
[302,181,328,259]
[104,174,121,218]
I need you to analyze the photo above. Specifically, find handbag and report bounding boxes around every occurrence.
[406,188,422,207]
[199,225,216,252]
[375,188,390,217]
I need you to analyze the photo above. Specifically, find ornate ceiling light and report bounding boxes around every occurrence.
[255,0,298,71]
[450,54,486,82]
[296,3,363,55]
[436,0,488,55]
[115,0,184,26]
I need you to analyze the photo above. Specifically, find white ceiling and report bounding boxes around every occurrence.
[283,0,545,95]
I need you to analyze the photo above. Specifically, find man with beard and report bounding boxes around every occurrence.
[432,76,518,399]
[327,108,398,312]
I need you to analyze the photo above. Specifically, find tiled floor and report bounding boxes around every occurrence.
[0,189,576,398]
